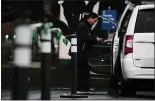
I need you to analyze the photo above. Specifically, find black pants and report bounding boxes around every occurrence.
[77,51,90,91]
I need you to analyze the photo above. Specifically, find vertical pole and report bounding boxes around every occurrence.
[41,23,52,100]
[71,36,77,94]
[60,34,87,98]
[108,6,111,37]
[12,25,32,100]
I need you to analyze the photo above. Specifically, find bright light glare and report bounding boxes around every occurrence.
[101,59,104,62]
[5,35,9,39]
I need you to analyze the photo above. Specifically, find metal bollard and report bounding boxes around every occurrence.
[71,36,78,94]
[60,34,88,98]
[40,23,53,100]
[12,25,32,100]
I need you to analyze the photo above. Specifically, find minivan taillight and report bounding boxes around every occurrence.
[124,35,133,55]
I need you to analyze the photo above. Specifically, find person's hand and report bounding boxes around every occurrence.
[100,38,104,42]
[96,37,104,42]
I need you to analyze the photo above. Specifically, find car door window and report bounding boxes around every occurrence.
[134,9,155,33]
[118,10,132,37]
[116,10,132,54]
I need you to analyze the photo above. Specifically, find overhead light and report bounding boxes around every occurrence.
[14,35,16,39]
[125,0,131,4]
[58,1,64,4]
[101,59,104,62]
[108,6,111,10]
[5,35,9,39]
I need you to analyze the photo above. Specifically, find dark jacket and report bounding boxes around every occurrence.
[69,20,97,56]
[76,20,97,53]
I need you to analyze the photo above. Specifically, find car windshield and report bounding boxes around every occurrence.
[134,9,155,33]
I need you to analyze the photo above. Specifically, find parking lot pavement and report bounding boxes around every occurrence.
[2,89,155,100]
[1,62,109,90]
[2,62,155,100]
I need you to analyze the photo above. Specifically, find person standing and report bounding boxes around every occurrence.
[75,12,104,93]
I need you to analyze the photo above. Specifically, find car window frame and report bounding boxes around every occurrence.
[117,9,132,37]
[134,9,155,33]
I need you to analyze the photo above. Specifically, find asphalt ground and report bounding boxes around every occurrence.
[2,89,155,100]
[1,62,155,100]
[1,62,110,90]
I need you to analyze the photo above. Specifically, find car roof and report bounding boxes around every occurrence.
[139,4,155,10]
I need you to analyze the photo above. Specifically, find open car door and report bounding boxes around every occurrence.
[87,3,134,76]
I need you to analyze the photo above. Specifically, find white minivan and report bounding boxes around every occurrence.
[112,3,154,95]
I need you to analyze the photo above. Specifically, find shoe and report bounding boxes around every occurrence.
[89,88,95,92]
[107,88,119,97]
[87,90,94,95]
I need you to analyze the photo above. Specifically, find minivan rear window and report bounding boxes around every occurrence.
[134,9,155,33]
